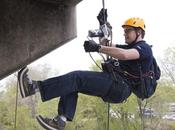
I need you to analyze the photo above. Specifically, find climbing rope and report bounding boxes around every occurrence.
[87,0,112,129]
[106,103,110,129]
[137,98,147,130]
[101,0,111,129]
[14,74,19,130]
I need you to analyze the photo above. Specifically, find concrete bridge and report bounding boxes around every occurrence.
[0,0,82,80]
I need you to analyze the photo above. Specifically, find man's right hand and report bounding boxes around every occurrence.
[84,40,101,52]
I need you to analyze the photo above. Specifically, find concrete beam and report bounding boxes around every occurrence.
[0,0,82,80]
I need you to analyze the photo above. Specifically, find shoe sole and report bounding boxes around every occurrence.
[17,67,28,98]
[36,115,59,130]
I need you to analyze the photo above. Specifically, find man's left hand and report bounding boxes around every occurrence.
[84,40,101,52]
[97,8,108,25]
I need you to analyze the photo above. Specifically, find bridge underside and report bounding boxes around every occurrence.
[0,0,82,80]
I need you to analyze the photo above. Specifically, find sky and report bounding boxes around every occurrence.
[32,0,175,73]
[0,0,175,88]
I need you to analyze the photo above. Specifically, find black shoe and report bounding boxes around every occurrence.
[18,67,36,98]
[36,115,66,130]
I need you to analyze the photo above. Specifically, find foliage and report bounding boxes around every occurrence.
[1,48,175,130]
[161,47,175,85]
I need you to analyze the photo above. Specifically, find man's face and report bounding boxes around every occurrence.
[123,26,136,44]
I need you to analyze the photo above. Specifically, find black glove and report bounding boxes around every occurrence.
[84,40,101,52]
[97,8,108,25]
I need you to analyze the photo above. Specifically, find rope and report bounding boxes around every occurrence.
[101,0,111,129]
[137,98,147,130]
[102,0,111,129]
[14,75,19,130]
[88,0,111,129]
[102,0,105,9]
[107,103,110,130]
[89,53,103,71]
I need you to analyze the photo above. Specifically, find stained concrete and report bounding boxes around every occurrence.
[0,0,82,79]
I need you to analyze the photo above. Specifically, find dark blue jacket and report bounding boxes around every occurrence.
[116,40,154,98]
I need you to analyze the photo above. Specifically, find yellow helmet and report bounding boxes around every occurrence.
[122,17,145,31]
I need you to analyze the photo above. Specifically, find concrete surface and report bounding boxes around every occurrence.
[0,0,82,79]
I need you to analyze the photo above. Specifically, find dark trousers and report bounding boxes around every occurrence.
[39,71,131,121]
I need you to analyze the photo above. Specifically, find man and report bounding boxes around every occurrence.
[18,17,154,130]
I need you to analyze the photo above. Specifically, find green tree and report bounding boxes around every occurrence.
[161,47,175,85]
[2,50,175,130]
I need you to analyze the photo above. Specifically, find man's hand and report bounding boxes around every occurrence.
[97,8,107,25]
[84,40,101,52]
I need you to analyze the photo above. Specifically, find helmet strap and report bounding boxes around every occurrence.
[130,29,140,44]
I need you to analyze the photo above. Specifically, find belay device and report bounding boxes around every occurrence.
[86,1,120,73]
